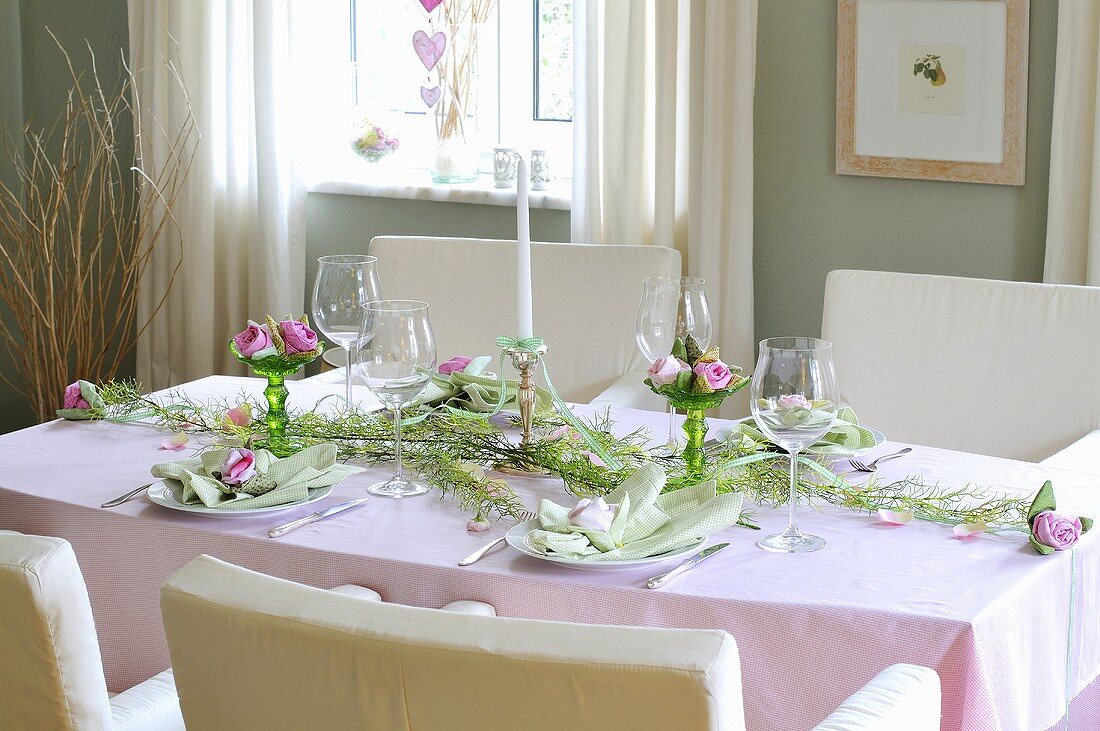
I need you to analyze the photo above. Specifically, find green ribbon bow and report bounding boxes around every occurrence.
[495,336,545,351]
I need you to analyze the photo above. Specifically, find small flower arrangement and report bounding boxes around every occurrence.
[56,380,106,420]
[1027,480,1093,555]
[231,315,324,365]
[644,335,747,401]
[438,355,474,375]
[350,119,400,163]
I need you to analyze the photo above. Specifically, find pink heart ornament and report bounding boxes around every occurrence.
[412,30,447,71]
[420,85,441,107]
[418,0,444,12]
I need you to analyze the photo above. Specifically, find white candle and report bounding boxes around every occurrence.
[516,157,533,340]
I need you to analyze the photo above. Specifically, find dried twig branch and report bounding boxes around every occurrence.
[0,32,197,420]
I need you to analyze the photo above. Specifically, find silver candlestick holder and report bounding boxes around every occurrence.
[496,343,550,476]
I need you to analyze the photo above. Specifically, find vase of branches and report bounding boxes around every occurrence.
[0,34,195,422]
[430,0,495,184]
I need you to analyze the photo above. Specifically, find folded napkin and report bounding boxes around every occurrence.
[526,463,743,561]
[413,356,552,413]
[728,406,876,454]
[151,443,363,510]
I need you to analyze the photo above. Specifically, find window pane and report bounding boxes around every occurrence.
[534,0,573,122]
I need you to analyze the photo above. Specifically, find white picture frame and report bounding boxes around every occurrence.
[836,0,1028,185]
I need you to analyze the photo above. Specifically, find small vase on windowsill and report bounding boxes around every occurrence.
[431,136,480,184]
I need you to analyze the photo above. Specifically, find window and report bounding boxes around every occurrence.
[299,1,573,182]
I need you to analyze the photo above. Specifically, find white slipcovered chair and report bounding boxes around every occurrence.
[161,555,940,730]
[314,236,678,409]
[0,531,184,730]
[821,270,1100,462]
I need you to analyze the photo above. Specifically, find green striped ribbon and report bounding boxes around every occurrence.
[106,403,192,424]
[709,450,847,488]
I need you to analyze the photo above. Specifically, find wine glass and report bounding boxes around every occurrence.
[312,255,382,406]
[636,276,680,453]
[671,277,712,447]
[355,300,436,498]
[750,337,839,553]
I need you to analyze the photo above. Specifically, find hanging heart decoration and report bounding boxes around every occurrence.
[420,85,442,107]
[412,30,447,71]
[418,0,445,12]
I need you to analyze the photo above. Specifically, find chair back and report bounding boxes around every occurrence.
[0,533,112,729]
[821,270,1100,459]
[161,555,746,731]
[367,236,681,402]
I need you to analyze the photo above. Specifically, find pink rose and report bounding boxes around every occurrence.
[224,405,252,428]
[466,519,490,532]
[1032,511,1082,551]
[693,360,733,390]
[233,321,274,357]
[648,356,685,387]
[778,394,811,410]
[279,320,318,354]
[568,497,618,531]
[439,356,473,375]
[63,382,90,410]
[218,448,256,485]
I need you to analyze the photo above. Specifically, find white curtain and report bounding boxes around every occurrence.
[1044,0,1100,285]
[572,0,757,414]
[128,0,306,389]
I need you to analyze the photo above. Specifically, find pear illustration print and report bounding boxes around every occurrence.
[913,54,947,87]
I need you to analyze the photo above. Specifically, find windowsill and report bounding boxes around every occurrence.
[306,159,571,211]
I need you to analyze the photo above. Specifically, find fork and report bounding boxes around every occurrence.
[458,510,536,566]
[849,447,912,473]
[100,482,155,508]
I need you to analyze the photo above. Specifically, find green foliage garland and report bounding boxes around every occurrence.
[93,380,1032,531]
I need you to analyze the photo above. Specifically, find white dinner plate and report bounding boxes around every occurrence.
[505,519,706,572]
[145,479,333,518]
[725,417,886,458]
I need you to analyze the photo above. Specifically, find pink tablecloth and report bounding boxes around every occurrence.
[1,375,1098,731]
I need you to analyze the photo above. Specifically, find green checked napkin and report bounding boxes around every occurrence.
[731,407,876,454]
[526,463,744,561]
[151,443,363,510]
[414,356,552,413]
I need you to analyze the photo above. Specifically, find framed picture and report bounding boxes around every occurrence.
[836,0,1029,185]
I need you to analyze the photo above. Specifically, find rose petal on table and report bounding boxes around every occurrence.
[224,405,252,427]
[159,433,189,451]
[953,522,987,540]
[545,426,571,441]
[584,451,607,468]
[877,509,913,525]
[466,519,490,532]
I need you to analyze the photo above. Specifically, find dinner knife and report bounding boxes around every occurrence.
[646,542,730,589]
[268,497,369,538]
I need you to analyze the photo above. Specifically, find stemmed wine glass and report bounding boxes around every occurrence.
[312,255,382,406]
[750,337,839,553]
[672,277,712,447]
[636,276,680,453]
[355,300,436,498]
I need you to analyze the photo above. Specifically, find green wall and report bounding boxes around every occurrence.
[754,0,1057,340]
[0,0,20,189]
[0,0,24,431]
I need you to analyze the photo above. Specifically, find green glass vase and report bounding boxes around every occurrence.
[229,340,324,457]
[649,374,751,485]
[667,391,734,482]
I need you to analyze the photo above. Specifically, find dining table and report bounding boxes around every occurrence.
[0,374,1097,731]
